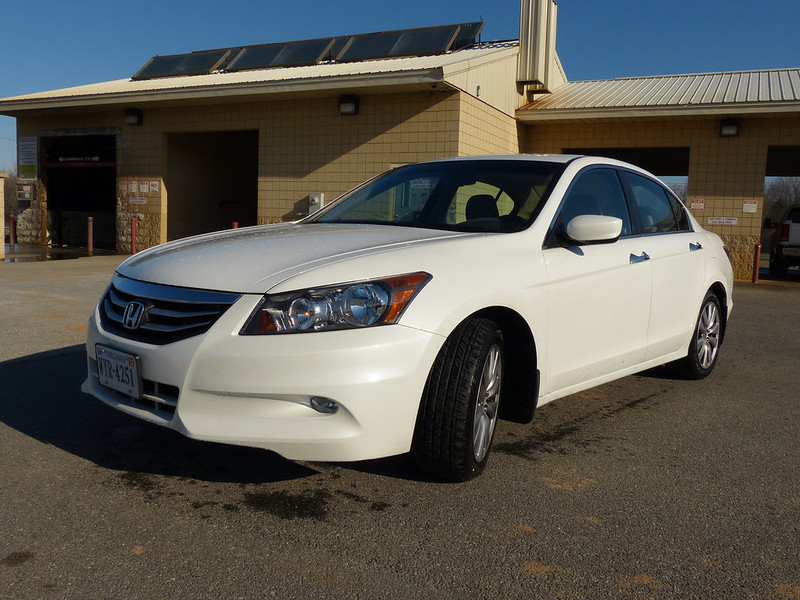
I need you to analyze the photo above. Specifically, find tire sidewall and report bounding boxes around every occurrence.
[461,326,504,479]
[686,292,722,379]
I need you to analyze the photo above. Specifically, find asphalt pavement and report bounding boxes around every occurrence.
[1,255,798,599]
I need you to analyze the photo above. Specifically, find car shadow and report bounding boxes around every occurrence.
[0,346,323,484]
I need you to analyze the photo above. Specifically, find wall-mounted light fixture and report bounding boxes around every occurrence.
[719,118,739,137]
[338,94,359,116]
[125,108,143,126]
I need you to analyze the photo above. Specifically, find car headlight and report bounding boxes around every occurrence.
[240,272,432,334]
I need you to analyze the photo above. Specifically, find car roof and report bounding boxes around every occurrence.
[423,154,581,165]
[405,154,654,176]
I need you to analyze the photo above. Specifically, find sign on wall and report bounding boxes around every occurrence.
[708,216,738,225]
[17,136,38,180]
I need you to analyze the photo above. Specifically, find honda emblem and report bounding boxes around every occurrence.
[122,301,147,330]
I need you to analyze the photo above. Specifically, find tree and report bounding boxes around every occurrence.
[764,177,800,223]
[3,172,17,217]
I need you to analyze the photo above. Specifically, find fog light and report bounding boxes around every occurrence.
[310,396,338,414]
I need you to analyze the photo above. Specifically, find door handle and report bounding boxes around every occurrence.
[629,251,650,264]
[689,242,703,252]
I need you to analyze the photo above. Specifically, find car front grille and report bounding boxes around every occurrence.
[99,274,242,345]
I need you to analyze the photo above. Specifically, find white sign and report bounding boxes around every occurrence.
[691,199,705,211]
[708,217,738,225]
[742,200,758,214]
[129,197,147,205]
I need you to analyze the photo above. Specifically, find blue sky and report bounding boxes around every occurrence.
[2,0,799,172]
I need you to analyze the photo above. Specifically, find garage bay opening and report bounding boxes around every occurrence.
[42,135,117,249]
[166,131,258,240]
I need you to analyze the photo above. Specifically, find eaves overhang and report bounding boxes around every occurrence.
[516,101,800,123]
[0,68,449,115]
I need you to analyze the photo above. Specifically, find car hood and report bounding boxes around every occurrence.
[117,223,468,293]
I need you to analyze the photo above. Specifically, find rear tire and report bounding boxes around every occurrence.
[412,318,503,482]
[674,292,722,380]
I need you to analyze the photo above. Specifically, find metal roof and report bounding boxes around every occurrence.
[518,68,800,121]
[0,42,517,113]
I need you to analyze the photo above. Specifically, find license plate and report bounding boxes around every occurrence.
[96,345,141,399]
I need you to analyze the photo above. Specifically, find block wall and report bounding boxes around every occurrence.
[16,88,523,251]
[526,115,800,279]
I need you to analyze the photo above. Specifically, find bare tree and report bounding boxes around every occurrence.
[764,177,800,223]
[668,183,688,203]
[3,172,17,217]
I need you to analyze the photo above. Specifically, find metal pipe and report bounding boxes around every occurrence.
[131,217,137,255]
[8,214,15,248]
[87,217,94,256]
[752,243,762,283]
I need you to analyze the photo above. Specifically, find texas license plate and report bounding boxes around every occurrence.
[96,345,141,399]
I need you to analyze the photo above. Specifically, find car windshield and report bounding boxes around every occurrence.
[307,160,565,233]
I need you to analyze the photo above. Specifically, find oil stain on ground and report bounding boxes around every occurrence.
[494,390,665,460]
[1,551,35,567]
[243,489,332,521]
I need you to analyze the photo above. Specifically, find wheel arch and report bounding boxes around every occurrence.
[471,306,539,424]
[707,281,729,345]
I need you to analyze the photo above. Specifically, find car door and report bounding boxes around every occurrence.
[542,167,652,395]
[620,171,707,361]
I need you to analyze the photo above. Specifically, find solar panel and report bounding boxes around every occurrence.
[453,22,483,49]
[227,38,336,71]
[132,49,230,80]
[336,24,471,62]
[131,22,484,79]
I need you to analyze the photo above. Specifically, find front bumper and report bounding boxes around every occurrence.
[82,294,444,461]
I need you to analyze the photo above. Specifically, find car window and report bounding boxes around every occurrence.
[312,160,565,233]
[448,182,514,224]
[334,175,441,223]
[623,172,683,233]
[554,168,632,237]
[668,193,692,231]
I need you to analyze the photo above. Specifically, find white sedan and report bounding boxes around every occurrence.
[82,155,733,481]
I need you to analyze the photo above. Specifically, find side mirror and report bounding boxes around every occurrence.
[565,215,623,245]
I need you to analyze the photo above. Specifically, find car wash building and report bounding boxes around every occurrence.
[1,0,798,280]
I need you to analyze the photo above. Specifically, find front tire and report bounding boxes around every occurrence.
[674,291,722,379]
[412,318,503,482]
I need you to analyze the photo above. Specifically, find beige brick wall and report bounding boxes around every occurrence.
[17,88,522,251]
[457,93,522,156]
[18,93,462,248]
[526,115,800,279]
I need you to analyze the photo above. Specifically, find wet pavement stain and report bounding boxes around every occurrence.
[494,391,665,459]
[116,471,165,502]
[1,551,35,567]
[243,489,332,521]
